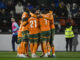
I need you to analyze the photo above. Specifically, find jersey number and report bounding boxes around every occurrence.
[30,20,37,28]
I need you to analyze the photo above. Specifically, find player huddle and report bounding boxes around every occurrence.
[17,8,56,58]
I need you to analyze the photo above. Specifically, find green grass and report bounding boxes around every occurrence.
[0,52,80,60]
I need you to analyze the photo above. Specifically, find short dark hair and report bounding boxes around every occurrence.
[24,7,30,12]
[42,8,49,14]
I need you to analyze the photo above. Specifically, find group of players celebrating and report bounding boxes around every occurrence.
[17,8,56,58]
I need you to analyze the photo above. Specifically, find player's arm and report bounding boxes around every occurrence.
[22,21,28,26]
[30,12,37,18]
[22,16,28,26]
[50,15,54,24]
[21,11,29,25]
[41,14,53,20]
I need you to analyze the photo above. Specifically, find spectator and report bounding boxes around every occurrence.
[66,3,72,18]
[75,11,80,31]
[54,0,59,8]
[11,18,19,51]
[15,2,24,15]
[56,1,68,17]
[0,1,6,9]
[71,3,78,18]
[6,0,14,13]
[27,2,33,10]
[72,29,78,52]
[21,0,27,7]
[50,3,56,13]
[40,4,45,10]
[50,3,58,17]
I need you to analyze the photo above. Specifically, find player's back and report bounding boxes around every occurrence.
[28,17,39,34]
[39,17,50,32]
[42,12,55,30]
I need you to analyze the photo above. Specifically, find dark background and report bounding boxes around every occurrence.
[0,0,80,33]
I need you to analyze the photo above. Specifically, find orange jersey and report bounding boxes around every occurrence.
[41,12,55,29]
[39,17,50,32]
[28,17,39,34]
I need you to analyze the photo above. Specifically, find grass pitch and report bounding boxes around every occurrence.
[0,52,80,60]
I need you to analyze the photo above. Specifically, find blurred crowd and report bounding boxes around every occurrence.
[0,0,80,33]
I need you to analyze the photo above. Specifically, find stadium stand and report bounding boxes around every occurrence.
[0,0,80,33]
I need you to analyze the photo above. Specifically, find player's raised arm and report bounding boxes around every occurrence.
[21,12,29,26]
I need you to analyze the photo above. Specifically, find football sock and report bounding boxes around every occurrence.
[17,45,21,54]
[33,43,38,54]
[52,46,55,55]
[30,43,33,53]
[25,42,28,55]
[17,42,25,54]
[47,41,51,55]
[22,42,26,54]
[43,41,47,54]
[41,43,44,55]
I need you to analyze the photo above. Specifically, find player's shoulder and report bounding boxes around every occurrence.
[22,12,28,18]
[22,12,28,14]
[28,17,33,20]
[22,12,28,16]
[29,16,37,20]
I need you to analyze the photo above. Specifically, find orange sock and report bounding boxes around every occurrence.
[41,43,44,54]
[52,46,55,55]
[17,42,25,54]
[22,41,26,54]
[43,41,47,54]
[47,41,51,54]
[17,45,22,54]
[30,43,33,53]
[25,42,28,55]
[33,43,38,54]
